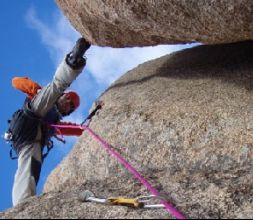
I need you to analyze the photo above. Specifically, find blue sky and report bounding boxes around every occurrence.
[0,1,198,212]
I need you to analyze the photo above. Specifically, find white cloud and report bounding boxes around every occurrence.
[25,7,79,66]
[86,44,196,84]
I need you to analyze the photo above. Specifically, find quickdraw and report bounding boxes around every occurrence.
[79,190,166,209]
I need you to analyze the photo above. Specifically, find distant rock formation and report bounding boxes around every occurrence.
[56,0,253,47]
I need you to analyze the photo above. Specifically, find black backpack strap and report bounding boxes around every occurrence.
[9,148,18,160]
[42,140,54,160]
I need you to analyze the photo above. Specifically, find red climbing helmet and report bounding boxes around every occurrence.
[65,91,80,110]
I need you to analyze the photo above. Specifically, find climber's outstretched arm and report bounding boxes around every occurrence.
[30,38,90,117]
[30,60,84,117]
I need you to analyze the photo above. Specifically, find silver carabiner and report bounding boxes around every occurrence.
[137,195,165,209]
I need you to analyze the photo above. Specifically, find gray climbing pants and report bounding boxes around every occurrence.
[12,140,42,206]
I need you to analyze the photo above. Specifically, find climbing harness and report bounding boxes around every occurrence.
[79,190,165,209]
[50,123,186,219]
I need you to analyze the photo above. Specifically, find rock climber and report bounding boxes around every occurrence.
[6,37,91,206]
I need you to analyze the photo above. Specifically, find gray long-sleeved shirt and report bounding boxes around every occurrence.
[31,58,83,117]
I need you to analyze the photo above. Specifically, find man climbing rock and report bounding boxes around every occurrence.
[8,37,91,206]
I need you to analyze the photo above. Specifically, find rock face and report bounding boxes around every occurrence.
[55,0,253,47]
[1,41,253,219]
[43,41,253,219]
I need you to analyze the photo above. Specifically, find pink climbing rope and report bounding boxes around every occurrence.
[50,123,186,219]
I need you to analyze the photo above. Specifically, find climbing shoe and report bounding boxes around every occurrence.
[66,37,91,69]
